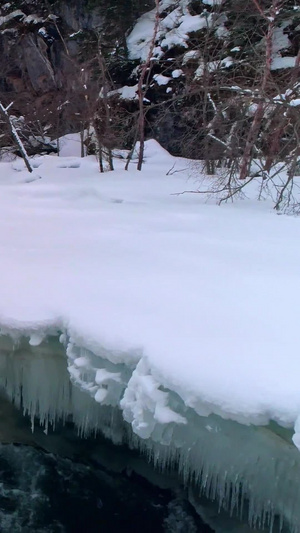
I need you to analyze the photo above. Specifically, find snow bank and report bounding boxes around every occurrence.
[1,138,300,528]
[0,138,299,434]
[1,332,300,531]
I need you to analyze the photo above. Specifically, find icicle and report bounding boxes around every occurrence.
[1,332,300,531]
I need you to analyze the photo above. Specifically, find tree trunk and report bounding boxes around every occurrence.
[0,102,33,173]
[136,0,160,171]
[80,128,85,158]
[239,0,279,180]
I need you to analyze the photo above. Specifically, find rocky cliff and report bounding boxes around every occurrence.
[0,0,300,159]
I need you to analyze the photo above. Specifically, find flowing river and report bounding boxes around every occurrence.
[0,394,212,533]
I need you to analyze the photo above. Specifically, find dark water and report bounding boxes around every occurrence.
[0,395,212,532]
[0,443,211,533]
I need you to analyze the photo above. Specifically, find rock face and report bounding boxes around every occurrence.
[0,1,153,92]
[22,34,57,93]
[0,1,152,115]
[0,0,300,158]
[57,0,104,31]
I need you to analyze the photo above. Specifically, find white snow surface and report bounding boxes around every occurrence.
[202,0,222,4]
[1,139,300,446]
[153,73,171,85]
[108,84,138,101]
[0,9,24,27]
[127,0,214,61]
[271,56,297,70]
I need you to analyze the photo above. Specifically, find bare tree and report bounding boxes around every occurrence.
[239,0,282,180]
[126,0,160,171]
[0,102,33,173]
[93,33,116,172]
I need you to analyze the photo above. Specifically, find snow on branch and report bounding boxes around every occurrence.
[0,101,33,173]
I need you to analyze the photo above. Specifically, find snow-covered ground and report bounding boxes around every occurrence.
[1,139,300,434]
[1,139,300,529]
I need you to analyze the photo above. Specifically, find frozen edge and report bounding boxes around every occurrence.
[0,324,299,531]
[1,319,299,439]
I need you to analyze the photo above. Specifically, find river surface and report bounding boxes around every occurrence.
[0,393,289,533]
[0,442,211,533]
[0,393,212,532]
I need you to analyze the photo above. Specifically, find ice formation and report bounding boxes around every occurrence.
[0,331,299,533]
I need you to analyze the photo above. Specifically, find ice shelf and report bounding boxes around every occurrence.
[0,332,299,532]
